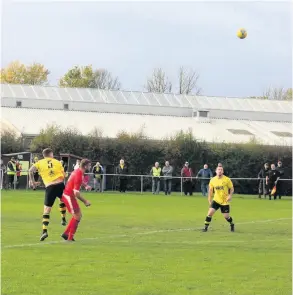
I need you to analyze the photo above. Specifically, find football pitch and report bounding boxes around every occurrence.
[2,191,292,295]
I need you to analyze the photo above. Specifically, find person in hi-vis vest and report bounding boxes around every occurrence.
[150,162,162,194]
[7,157,16,189]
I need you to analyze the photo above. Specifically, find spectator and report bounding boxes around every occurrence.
[15,160,22,189]
[266,164,281,200]
[257,163,270,198]
[150,162,162,194]
[74,159,81,170]
[92,162,104,192]
[181,161,193,196]
[197,164,213,197]
[162,161,173,195]
[275,160,285,199]
[7,157,16,189]
[0,159,6,189]
[32,157,40,184]
[116,159,128,193]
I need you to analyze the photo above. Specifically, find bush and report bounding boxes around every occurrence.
[1,131,22,154]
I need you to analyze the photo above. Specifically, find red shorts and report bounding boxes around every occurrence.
[62,194,80,214]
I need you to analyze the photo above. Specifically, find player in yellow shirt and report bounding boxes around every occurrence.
[202,166,235,232]
[29,148,67,241]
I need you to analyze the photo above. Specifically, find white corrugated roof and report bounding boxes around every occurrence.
[1,84,292,113]
[1,107,292,146]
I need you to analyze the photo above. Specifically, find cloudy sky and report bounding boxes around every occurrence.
[2,1,292,97]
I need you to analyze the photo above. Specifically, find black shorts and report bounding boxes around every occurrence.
[44,182,65,207]
[211,200,230,213]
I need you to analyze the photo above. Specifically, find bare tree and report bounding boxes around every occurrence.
[178,66,201,95]
[91,69,121,90]
[145,68,172,93]
[262,87,290,100]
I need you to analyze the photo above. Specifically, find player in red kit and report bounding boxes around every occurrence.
[61,159,92,242]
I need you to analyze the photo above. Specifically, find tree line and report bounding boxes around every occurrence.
[1,60,292,99]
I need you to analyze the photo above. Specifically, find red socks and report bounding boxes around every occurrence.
[64,217,80,240]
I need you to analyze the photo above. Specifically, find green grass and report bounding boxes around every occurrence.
[1,190,292,295]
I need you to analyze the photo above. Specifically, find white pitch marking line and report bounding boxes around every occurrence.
[2,218,292,249]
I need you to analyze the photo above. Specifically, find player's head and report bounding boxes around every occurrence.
[204,164,208,169]
[216,166,224,177]
[264,163,269,169]
[271,164,276,170]
[155,162,159,168]
[120,159,125,165]
[96,162,100,166]
[80,159,91,172]
[277,160,282,167]
[11,157,16,162]
[76,159,81,164]
[165,161,169,166]
[185,161,189,167]
[42,148,53,158]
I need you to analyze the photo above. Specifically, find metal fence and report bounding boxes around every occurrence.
[1,170,292,197]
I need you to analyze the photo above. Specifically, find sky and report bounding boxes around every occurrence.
[1,0,292,97]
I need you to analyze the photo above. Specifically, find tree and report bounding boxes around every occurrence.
[145,68,172,93]
[91,69,121,90]
[0,61,49,85]
[59,65,94,88]
[250,87,292,101]
[178,66,201,95]
[59,65,121,90]
[1,130,22,154]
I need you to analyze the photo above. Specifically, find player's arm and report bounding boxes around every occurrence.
[227,179,234,202]
[208,182,214,205]
[74,174,91,206]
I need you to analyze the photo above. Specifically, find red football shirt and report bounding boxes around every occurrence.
[63,168,83,197]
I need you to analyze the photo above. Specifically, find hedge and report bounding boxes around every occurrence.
[1,126,292,194]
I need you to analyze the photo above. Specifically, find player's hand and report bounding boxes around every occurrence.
[84,200,91,207]
[208,199,212,205]
[227,195,232,202]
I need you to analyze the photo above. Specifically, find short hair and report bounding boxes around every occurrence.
[80,159,91,169]
[42,148,53,157]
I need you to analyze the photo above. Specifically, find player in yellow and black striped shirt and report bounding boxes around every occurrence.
[29,148,67,241]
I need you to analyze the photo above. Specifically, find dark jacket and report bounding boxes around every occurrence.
[258,168,270,179]
[116,165,128,180]
[197,168,213,184]
[275,166,285,178]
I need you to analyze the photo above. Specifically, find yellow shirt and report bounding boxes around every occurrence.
[34,158,64,186]
[209,175,233,205]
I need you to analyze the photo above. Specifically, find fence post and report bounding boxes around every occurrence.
[181,177,183,196]
[141,176,143,194]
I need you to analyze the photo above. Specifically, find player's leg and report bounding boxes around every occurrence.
[61,195,81,241]
[202,201,219,232]
[40,186,58,241]
[221,206,234,232]
[55,182,66,226]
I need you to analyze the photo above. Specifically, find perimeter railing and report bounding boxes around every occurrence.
[1,170,292,197]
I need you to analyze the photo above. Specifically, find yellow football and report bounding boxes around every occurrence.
[237,28,247,39]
